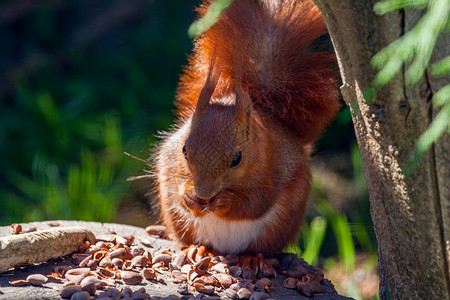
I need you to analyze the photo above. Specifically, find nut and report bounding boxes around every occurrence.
[131,255,150,268]
[283,277,300,289]
[225,288,238,299]
[10,224,22,234]
[264,258,280,269]
[152,254,171,267]
[99,256,113,268]
[70,291,90,300]
[193,283,215,295]
[172,253,187,269]
[211,262,229,274]
[229,265,242,277]
[302,273,323,293]
[47,221,61,227]
[109,248,133,261]
[225,254,240,265]
[212,273,233,289]
[180,264,192,274]
[60,285,82,298]
[296,281,313,297]
[85,260,98,270]
[249,292,271,300]
[255,278,272,293]
[171,270,187,282]
[142,268,156,280]
[237,287,253,299]
[121,270,143,285]
[80,282,96,296]
[80,276,105,288]
[122,286,133,298]
[26,274,48,286]
[112,258,124,269]
[131,246,145,257]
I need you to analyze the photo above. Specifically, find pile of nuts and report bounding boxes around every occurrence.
[7,224,338,299]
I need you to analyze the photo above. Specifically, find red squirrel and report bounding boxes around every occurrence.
[154,0,340,255]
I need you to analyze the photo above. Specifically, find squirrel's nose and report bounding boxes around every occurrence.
[195,185,220,201]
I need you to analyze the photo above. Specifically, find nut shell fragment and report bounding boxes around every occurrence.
[116,234,134,246]
[22,226,37,234]
[194,256,211,275]
[97,267,116,278]
[145,225,166,237]
[65,268,91,285]
[9,279,28,286]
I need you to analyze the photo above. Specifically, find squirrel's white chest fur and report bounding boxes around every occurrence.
[193,214,262,254]
[190,203,281,254]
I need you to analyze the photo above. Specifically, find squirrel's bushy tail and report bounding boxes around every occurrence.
[176,0,340,143]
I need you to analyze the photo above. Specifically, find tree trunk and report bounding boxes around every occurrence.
[312,1,450,299]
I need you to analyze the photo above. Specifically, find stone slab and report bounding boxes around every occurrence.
[0,221,353,299]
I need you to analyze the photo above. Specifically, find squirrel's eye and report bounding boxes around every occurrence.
[230,151,242,168]
[182,145,188,160]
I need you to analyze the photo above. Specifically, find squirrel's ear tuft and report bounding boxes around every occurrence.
[194,45,222,117]
[234,53,251,118]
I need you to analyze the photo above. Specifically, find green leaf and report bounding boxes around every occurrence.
[404,97,450,173]
[374,0,429,14]
[302,216,327,265]
[431,56,450,76]
[371,0,450,171]
[187,0,233,39]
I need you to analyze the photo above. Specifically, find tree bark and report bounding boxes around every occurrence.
[312,1,450,299]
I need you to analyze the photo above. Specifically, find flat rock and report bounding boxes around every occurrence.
[0,221,354,299]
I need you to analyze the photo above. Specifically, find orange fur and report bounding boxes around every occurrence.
[154,0,340,255]
[176,0,339,143]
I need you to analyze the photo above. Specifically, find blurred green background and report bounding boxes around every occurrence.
[0,1,377,298]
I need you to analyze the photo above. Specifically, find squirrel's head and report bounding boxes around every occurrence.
[182,56,255,200]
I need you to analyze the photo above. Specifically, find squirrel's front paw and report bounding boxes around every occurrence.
[182,190,208,216]
[208,195,232,216]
